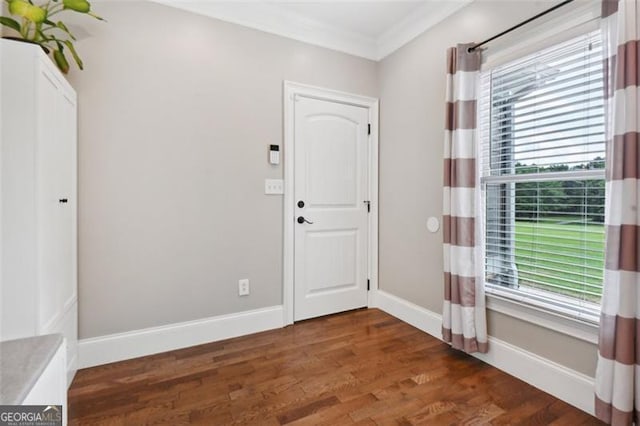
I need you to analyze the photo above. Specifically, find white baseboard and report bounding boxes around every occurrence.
[473,334,595,416]
[79,294,595,416]
[78,305,284,369]
[370,289,595,416]
[369,288,442,338]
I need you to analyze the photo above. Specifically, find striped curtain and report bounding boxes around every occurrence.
[595,1,640,425]
[442,43,488,354]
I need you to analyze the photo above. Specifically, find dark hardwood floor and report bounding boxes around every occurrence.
[68,308,603,425]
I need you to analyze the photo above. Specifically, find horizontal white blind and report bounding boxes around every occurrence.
[480,30,605,322]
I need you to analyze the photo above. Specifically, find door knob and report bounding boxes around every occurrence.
[297,216,314,224]
[297,200,305,208]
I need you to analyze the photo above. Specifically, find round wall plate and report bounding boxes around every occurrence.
[427,217,440,233]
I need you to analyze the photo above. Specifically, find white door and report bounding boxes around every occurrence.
[294,96,370,321]
[37,68,63,333]
[37,69,76,334]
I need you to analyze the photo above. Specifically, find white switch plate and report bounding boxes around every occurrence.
[265,179,284,195]
[238,279,250,296]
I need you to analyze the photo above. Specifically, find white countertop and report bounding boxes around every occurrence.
[0,334,63,405]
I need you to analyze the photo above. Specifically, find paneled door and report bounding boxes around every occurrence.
[293,96,370,321]
[37,67,64,333]
[37,66,77,335]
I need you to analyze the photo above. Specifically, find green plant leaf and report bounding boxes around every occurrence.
[62,0,89,13]
[88,11,104,21]
[0,16,21,32]
[56,21,76,40]
[62,40,82,69]
[53,47,69,74]
[36,30,53,44]
[8,0,46,23]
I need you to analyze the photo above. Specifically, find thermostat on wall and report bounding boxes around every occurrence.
[269,145,280,165]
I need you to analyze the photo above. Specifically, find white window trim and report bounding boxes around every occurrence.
[479,3,604,342]
[482,1,601,69]
[483,169,604,185]
[486,288,599,344]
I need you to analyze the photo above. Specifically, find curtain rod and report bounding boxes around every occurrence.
[467,0,576,53]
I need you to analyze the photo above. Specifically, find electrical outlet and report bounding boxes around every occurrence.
[238,279,250,296]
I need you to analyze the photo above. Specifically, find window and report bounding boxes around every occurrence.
[480,30,605,322]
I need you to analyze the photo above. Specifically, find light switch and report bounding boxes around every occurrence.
[265,179,284,195]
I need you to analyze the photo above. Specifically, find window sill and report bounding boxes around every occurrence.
[485,287,599,345]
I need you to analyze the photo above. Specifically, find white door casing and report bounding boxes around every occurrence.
[283,81,379,325]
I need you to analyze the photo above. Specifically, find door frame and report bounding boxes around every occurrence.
[282,81,379,326]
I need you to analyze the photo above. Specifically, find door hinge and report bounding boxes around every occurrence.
[368,123,371,135]
[367,279,370,291]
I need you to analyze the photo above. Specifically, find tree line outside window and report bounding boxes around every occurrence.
[513,157,605,223]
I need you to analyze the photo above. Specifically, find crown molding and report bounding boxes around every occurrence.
[376,0,474,60]
[152,1,475,61]
[153,1,378,59]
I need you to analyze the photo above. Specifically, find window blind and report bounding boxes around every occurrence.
[479,30,605,322]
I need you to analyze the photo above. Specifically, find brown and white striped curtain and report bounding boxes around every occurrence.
[595,1,640,425]
[442,43,488,354]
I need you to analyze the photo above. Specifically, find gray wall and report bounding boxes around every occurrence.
[66,1,377,339]
[377,0,598,376]
[67,0,599,377]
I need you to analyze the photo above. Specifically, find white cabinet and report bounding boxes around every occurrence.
[1,39,78,386]
[22,341,68,426]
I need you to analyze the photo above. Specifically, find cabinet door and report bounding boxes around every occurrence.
[37,67,64,333]
[57,92,77,313]
[23,343,67,426]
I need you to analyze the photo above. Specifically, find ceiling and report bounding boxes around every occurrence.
[154,1,473,60]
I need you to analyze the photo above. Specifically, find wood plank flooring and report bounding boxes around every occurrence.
[68,309,603,425]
